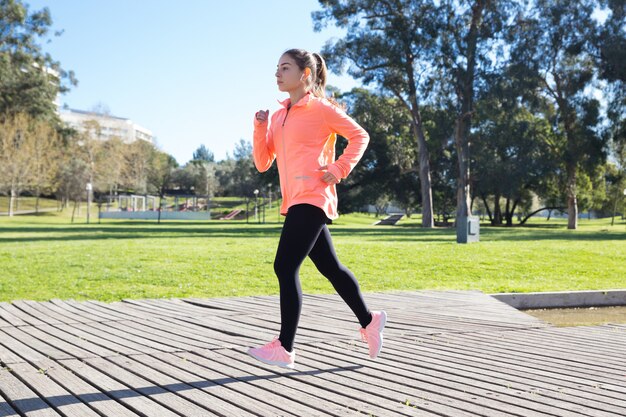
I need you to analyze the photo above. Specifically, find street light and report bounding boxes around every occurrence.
[86,182,93,224]
[253,189,259,223]
[268,183,272,209]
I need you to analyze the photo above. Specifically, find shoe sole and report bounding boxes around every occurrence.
[371,310,387,359]
[247,349,295,370]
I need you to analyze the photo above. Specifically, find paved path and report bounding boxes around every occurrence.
[0,291,625,416]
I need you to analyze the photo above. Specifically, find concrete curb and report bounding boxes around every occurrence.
[491,289,626,310]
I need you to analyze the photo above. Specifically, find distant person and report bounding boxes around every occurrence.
[248,48,387,369]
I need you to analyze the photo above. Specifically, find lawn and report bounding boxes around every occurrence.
[0,207,624,302]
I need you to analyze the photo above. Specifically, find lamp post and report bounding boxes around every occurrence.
[86,182,93,224]
[254,189,259,223]
[268,183,272,209]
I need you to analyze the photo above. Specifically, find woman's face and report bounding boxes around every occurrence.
[275,53,306,93]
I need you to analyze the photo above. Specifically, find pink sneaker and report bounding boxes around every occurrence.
[247,338,295,369]
[360,311,387,359]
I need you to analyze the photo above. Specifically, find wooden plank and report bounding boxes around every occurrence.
[20,301,82,325]
[8,362,101,417]
[132,299,215,318]
[0,343,23,365]
[452,331,626,379]
[174,350,368,417]
[213,348,472,417]
[129,352,266,417]
[107,354,248,417]
[59,359,181,417]
[25,301,94,325]
[150,316,252,347]
[26,324,116,358]
[84,356,219,417]
[0,328,72,361]
[19,326,96,360]
[99,321,200,352]
[209,348,441,417]
[65,321,175,354]
[392,334,624,394]
[343,339,626,416]
[9,301,64,326]
[0,396,18,417]
[0,329,47,363]
[0,367,61,417]
[118,318,228,350]
[0,303,40,327]
[51,323,142,356]
[152,351,304,416]
[57,300,130,322]
[83,301,155,321]
[169,350,359,417]
[386,337,626,408]
[35,358,142,417]
[292,344,563,417]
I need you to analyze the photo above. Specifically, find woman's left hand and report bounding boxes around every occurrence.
[319,166,340,184]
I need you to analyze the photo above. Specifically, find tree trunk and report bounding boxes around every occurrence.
[493,193,502,225]
[413,120,434,227]
[455,116,472,221]
[519,206,566,225]
[8,187,16,217]
[566,161,578,229]
[454,0,486,241]
[403,53,434,228]
[417,126,435,227]
[481,195,493,223]
[35,186,40,214]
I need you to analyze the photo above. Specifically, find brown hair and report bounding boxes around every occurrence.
[283,48,328,99]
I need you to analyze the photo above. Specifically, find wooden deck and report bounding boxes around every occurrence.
[0,291,625,416]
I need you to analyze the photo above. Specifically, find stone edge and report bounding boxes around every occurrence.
[490,289,626,310]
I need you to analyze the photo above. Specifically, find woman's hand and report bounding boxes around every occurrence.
[319,166,340,185]
[255,110,269,123]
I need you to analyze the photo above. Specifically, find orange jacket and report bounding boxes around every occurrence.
[253,93,369,220]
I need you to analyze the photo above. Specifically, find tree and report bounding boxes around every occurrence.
[96,136,126,196]
[149,151,178,223]
[192,144,215,162]
[437,0,516,239]
[0,114,33,215]
[231,139,260,196]
[338,88,418,215]
[314,0,437,227]
[29,118,60,213]
[0,0,75,120]
[123,140,155,194]
[511,0,607,229]
[471,71,558,226]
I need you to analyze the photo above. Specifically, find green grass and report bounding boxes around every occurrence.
[0,196,59,213]
[0,207,624,302]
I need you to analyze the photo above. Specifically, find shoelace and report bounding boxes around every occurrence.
[360,328,368,343]
[265,337,282,349]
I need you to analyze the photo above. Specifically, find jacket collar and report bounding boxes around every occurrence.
[278,92,312,109]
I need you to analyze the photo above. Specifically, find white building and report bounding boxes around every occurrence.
[59,109,153,144]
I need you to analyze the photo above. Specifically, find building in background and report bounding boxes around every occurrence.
[59,109,153,144]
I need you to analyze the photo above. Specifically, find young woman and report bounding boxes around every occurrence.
[247,48,387,369]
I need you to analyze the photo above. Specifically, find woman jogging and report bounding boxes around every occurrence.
[247,48,387,369]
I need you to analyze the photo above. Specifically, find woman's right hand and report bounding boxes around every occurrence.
[255,110,269,123]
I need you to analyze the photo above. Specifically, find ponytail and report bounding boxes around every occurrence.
[311,52,327,99]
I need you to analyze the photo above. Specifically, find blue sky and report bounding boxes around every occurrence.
[27,0,359,164]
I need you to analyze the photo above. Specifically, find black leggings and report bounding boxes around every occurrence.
[274,204,371,352]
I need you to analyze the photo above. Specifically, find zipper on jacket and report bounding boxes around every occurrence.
[280,106,291,205]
